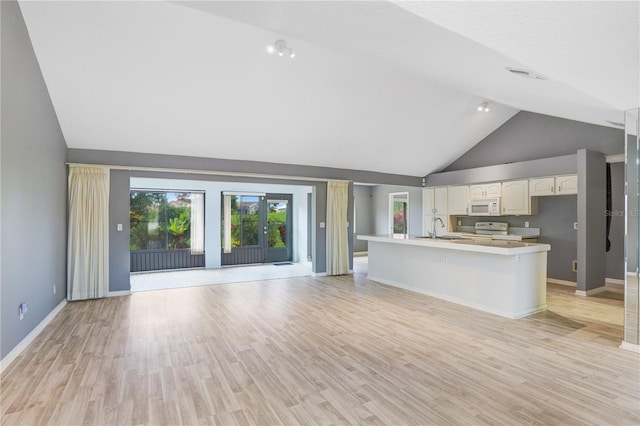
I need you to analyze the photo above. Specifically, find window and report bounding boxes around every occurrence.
[222,194,261,251]
[130,191,203,251]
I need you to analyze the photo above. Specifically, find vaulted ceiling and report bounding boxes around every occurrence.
[19,1,639,177]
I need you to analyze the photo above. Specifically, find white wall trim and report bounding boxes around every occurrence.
[107,290,131,297]
[313,272,327,277]
[605,278,625,287]
[353,251,368,257]
[619,341,640,353]
[0,299,67,374]
[575,286,607,297]
[547,278,577,287]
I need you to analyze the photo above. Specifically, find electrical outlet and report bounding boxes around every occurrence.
[572,260,578,272]
[573,222,578,230]
[53,284,56,294]
[524,221,529,228]
[19,302,28,320]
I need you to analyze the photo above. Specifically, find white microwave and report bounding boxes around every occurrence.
[468,198,501,216]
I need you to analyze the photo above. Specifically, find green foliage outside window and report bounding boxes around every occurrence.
[223,196,287,248]
[130,191,192,250]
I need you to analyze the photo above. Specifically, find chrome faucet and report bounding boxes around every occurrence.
[431,216,445,240]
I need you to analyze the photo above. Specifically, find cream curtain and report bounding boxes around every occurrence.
[190,192,205,254]
[326,180,350,275]
[67,166,110,301]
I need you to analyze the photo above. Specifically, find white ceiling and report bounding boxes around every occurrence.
[18,1,639,177]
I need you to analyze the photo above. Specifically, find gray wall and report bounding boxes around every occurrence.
[353,185,373,252]
[426,154,577,187]
[577,149,606,292]
[68,149,422,187]
[458,196,578,282]
[445,111,624,171]
[371,185,423,235]
[109,171,131,292]
[1,1,67,359]
[606,162,625,280]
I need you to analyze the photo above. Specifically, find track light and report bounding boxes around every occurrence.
[477,102,490,112]
[267,40,295,59]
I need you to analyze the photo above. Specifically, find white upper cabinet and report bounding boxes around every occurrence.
[448,185,470,215]
[469,182,502,199]
[529,177,556,196]
[423,187,447,216]
[529,175,577,197]
[434,187,447,215]
[502,180,537,215]
[556,175,578,195]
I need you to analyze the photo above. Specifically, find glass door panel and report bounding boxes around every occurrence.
[265,194,292,263]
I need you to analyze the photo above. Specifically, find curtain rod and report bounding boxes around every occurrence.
[65,162,344,183]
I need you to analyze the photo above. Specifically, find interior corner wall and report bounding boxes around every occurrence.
[353,185,373,252]
[1,1,67,359]
[577,149,606,292]
[371,185,423,235]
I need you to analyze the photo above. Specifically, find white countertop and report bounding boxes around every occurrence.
[357,234,550,256]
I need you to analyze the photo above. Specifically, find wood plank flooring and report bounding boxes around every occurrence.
[1,267,639,425]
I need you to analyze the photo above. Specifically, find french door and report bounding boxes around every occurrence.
[221,193,292,265]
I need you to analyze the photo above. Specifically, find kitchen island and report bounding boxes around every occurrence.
[357,234,551,319]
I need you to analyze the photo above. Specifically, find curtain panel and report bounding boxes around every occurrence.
[190,192,205,254]
[67,166,110,300]
[326,180,350,275]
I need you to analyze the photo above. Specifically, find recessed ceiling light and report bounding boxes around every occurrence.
[505,67,547,80]
[606,120,625,128]
[267,40,295,59]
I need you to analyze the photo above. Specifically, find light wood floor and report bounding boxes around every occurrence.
[1,267,639,425]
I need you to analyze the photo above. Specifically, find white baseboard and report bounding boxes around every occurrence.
[313,272,327,277]
[547,278,577,287]
[353,251,368,257]
[107,290,131,297]
[605,278,625,288]
[575,286,608,297]
[0,299,67,374]
[620,341,640,353]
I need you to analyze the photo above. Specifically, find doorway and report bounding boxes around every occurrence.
[222,193,293,266]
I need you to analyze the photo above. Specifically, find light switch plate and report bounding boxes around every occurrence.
[117,224,123,231]
[319,222,325,228]
[573,222,578,230]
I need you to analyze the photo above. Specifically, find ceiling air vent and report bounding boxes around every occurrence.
[505,67,547,80]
